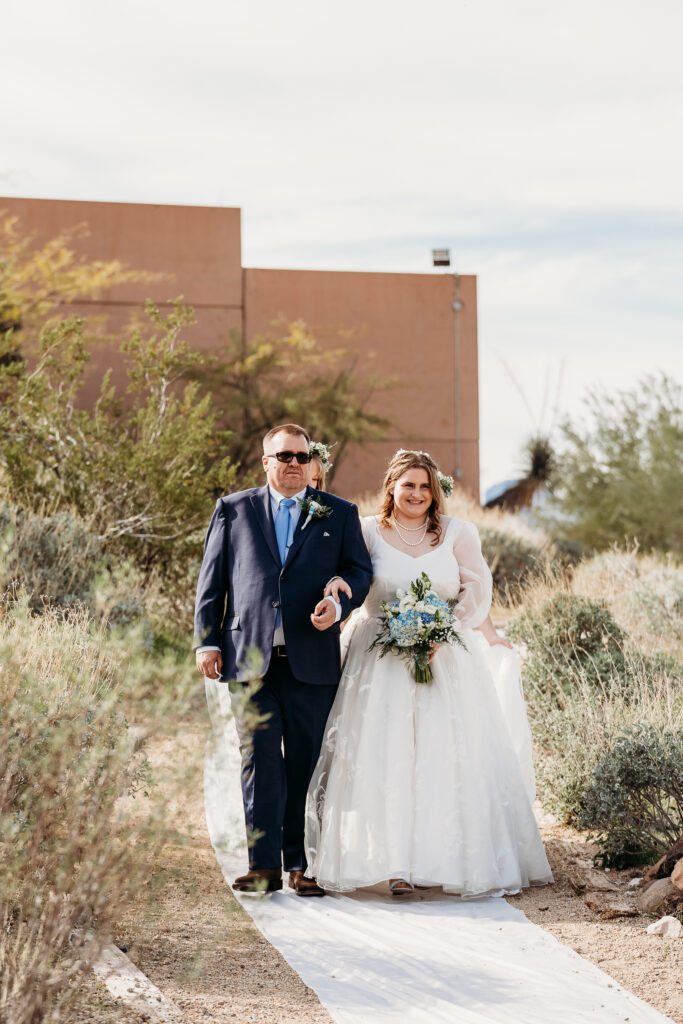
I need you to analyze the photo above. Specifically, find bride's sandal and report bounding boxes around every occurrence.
[389,878,415,896]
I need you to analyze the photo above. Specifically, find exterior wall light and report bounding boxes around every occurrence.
[432,248,451,267]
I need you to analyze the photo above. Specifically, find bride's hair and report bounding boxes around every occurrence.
[378,450,446,545]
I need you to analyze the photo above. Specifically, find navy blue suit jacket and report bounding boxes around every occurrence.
[193,485,373,686]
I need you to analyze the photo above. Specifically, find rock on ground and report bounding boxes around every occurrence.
[646,916,683,938]
[638,878,676,916]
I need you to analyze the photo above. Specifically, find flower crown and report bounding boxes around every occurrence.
[309,440,335,471]
[437,471,454,498]
[393,449,454,498]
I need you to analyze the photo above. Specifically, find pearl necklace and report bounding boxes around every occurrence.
[391,515,429,547]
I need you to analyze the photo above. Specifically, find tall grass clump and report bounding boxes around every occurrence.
[0,595,195,1024]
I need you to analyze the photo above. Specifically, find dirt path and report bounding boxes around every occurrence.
[85,706,681,1023]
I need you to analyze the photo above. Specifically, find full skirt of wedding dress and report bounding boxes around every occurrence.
[305,611,553,897]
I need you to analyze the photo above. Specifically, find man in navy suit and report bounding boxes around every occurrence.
[194,423,372,896]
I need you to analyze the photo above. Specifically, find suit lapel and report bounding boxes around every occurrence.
[284,486,318,568]
[250,485,280,567]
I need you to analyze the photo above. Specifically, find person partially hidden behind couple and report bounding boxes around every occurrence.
[194,425,552,899]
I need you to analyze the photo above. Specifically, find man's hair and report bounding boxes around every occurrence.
[262,423,310,452]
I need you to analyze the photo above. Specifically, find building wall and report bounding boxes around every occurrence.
[1,196,479,500]
[1,197,244,398]
[243,268,479,498]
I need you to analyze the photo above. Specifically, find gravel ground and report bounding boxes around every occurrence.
[79,711,680,1023]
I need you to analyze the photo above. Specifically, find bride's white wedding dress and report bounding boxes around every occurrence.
[305,515,553,897]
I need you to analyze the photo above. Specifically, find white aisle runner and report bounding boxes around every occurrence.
[204,683,673,1024]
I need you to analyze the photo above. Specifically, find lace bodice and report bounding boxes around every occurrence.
[360,516,492,628]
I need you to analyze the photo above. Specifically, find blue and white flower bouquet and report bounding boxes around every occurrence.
[369,571,466,683]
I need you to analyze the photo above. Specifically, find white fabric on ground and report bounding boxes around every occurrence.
[204,699,673,1024]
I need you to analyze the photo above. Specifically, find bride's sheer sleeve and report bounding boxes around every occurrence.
[452,521,492,628]
[360,515,376,556]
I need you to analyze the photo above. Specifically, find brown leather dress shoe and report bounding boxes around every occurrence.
[289,870,325,897]
[233,868,282,893]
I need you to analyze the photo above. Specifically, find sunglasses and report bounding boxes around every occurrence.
[265,450,313,465]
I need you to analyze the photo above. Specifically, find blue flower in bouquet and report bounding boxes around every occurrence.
[369,571,467,683]
[388,608,422,646]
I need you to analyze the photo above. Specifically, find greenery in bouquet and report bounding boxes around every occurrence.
[369,571,466,683]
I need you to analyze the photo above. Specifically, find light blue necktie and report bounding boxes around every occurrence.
[274,498,296,564]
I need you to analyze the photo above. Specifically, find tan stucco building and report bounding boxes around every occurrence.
[1,197,479,499]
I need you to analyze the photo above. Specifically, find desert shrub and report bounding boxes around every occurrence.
[479,526,547,603]
[526,647,682,842]
[0,598,196,1024]
[0,504,100,611]
[0,504,152,642]
[507,592,626,703]
[0,603,138,1023]
[575,723,683,868]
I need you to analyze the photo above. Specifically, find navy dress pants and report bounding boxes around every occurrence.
[232,654,337,872]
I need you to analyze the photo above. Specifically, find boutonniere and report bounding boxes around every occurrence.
[297,496,333,530]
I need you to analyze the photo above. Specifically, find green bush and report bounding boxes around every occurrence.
[0,504,100,612]
[507,592,626,703]
[548,374,683,554]
[479,527,546,603]
[575,723,683,868]
[522,640,682,845]
[0,504,151,641]
[0,302,236,594]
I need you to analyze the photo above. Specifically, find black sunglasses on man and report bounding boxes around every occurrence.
[265,450,313,465]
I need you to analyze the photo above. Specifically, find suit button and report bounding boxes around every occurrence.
[272,600,279,608]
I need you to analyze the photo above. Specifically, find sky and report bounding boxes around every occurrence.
[3,0,682,497]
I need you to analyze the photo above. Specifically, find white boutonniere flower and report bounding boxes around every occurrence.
[297,495,333,530]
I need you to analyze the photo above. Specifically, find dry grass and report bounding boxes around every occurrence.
[570,547,683,657]
[0,597,196,1024]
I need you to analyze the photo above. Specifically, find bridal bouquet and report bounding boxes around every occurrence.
[369,572,466,683]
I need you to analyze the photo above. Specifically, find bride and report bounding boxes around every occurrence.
[305,448,553,897]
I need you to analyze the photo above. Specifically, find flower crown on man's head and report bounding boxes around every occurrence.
[393,449,454,498]
[309,440,335,471]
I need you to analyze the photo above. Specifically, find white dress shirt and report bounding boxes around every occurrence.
[197,485,341,659]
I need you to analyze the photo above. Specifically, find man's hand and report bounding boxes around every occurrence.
[324,577,352,602]
[196,650,223,679]
[311,599,337,631]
